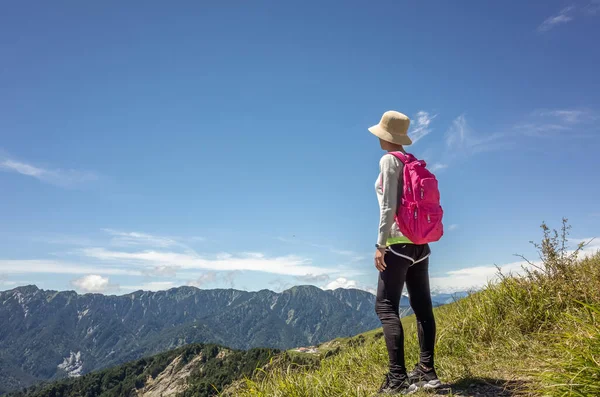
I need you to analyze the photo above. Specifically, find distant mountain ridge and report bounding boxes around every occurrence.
[0,284,465,393]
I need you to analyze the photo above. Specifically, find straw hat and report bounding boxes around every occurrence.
[368,111,412,146]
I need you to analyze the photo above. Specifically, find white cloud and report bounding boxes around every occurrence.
[409,111,436,144]
[324,277,358,290]
[538,6,575,32]
[515,108,597,138]
[223,270,240,288]
[242,252,265,259]
[268,277,293,292]
[80,247,331,276]
[330,250,366,263]
[330,249,354,256]
[430,237,599,293]
[538,3,600,32]
[445,115,467,148]
[187,272,217,287]
[120,281,176,292]
[585,0,600,15]
[296,273,330,283]
[430,260,531,293]
[514,122,571,137]
[571,237,600,257]
[322,277,376,295]
[445,115,505,154]
[142,265,181,277]
[537,109,592,123]
[364,287,376,295]
[429,163,448,172]
[102,229,198,250]
[0,156,97,187]
[0,274,17,288]
[0,259,140,276]
[448,224,459,231]
[71,275,119,293]
[277,236,364,261]
[437,108,595,168]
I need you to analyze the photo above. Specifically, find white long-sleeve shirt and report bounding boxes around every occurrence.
[375,153,412,246]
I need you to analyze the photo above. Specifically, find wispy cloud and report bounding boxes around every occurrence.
[448,224,459,231]
[102,229,204,250]
[0,260,140,275]
[0,155,97,188]
[121,281,177,292]
[538,6,575,32]
[429,163,448,172]
[0,274,17,288]
[537,109,594,123]
[276,236,364,262]
[295,273,330,283]
[80,247,332,276]
[409,111,437,144]
[430,236,599,293]
[585,0,600,15]
[515,108,598,138]
[430,262,523,293]
[71,275,119,293]
[223,270,240,288]
[2,229,349,292]
[445,115,505,154]
[435,107,595,171]
[142,265,181,277]
[268,277,293,292]
[538,3,599,32]
[187,272,217,287]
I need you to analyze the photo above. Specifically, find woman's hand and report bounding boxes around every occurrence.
[374,248,387,272]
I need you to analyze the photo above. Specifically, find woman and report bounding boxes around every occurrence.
[369,110,442,395]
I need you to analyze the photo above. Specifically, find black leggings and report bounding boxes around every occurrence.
[375,243,436,374]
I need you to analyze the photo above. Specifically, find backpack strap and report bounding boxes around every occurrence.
[388,152,427,167]
[380,152,408,193]
[387,151,414,164]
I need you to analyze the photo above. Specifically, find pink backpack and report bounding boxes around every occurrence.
[386,152,444,244]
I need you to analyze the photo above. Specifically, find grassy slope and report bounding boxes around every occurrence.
[224,221,600,397]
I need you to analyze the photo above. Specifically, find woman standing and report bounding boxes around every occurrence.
[369,111,442,395]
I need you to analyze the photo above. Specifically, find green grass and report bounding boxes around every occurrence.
[221,219,600,397]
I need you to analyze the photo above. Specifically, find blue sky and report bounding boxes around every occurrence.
[1,0,599,295]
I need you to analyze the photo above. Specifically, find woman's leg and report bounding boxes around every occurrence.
[405,252,436,368]
[375,250,412,374]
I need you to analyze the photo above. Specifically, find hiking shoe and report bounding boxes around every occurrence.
[407,363,442,391]
[376,372,411,395]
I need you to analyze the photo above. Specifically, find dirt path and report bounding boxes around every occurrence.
[426,379,529,397]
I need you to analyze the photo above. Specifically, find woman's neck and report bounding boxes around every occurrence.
[387,146,406,153]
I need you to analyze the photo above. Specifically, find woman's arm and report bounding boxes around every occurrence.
[377,155,400,247]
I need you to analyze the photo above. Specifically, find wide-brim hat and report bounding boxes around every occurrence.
[368,110,412,146]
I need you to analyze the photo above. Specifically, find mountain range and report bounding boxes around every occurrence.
[0,284,465,394]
